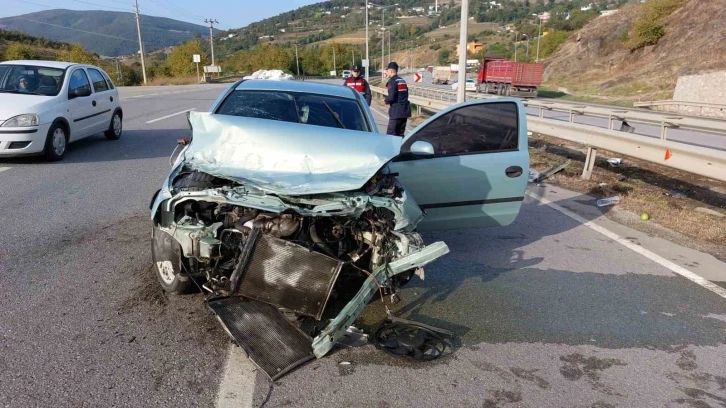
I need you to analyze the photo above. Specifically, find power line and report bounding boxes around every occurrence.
[149,0,204,22]
[7,16,137,42]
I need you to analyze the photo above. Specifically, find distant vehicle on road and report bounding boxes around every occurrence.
[0,60,123,161]
[418,67,426,72]
[341,70,352,78]
[475,57,544,97]
[451,78,477,92]
[432,66,454,85]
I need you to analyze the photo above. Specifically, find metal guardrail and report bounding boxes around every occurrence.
[634,100,726,120]
[369,86,726,183]
[404,84,726,141]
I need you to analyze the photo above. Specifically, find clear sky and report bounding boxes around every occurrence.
[4,0,326,30]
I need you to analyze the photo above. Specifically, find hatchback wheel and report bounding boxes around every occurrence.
[105,111,122,140]
[44,123,67,161]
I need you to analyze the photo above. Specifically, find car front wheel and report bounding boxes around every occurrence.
[151,224,193,294]
[43,123,67,161]
[105,111,122,140]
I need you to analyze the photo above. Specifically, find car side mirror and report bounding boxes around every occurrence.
[409,141,435,156]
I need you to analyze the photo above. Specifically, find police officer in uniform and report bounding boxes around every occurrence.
[384,62,411,136]
[343,65,372,105]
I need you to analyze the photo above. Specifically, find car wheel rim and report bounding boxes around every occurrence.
[156,261,176,284]
[113,115,122,135]
[53,128,66,156]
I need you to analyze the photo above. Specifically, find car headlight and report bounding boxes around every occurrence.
[1,114,39,127]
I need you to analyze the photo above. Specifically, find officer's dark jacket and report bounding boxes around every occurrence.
[384,75,412,119]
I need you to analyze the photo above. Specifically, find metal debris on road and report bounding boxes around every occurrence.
[533,160,571,183]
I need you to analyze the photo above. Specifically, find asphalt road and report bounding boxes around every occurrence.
[1,83,725,408]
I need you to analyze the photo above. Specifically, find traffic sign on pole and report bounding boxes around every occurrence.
[414,72,422,83]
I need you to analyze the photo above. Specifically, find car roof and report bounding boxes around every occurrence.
[235,79,357,100]
[0,60,79,69]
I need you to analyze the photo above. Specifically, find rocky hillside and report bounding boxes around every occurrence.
[543,0,726,100]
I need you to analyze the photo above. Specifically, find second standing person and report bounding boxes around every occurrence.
[343,65,372,106]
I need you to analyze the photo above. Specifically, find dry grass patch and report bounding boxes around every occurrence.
[529,134,726,249]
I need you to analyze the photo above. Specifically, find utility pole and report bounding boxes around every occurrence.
[381,28,385,74]
[381,8,385,74]
[204,18,218,67]
[456,0,469,103]
[388,30,391,66]
[332,45,336,74]
[533,13,542,63]
[351,49,354,69]
[365,0,369,78]
[436,0,438,14]
[133,0,147,84]
[295,44,300,76]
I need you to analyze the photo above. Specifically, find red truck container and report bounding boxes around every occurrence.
[476,57,544,97]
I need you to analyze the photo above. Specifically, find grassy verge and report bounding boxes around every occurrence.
[537,86,637,107]
[146,76,200,86]
[529,133,726,257]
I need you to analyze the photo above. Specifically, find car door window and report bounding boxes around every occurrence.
[87,68,109,92]
[402,102,519,156]
[68,69,92,97]
[101,71,115,89]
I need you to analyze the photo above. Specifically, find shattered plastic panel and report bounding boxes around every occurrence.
[181,112,402,196]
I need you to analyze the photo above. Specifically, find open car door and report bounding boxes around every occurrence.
[389,99,529,232]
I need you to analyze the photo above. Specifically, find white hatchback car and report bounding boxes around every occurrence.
[0,60,123,161]
[451,78,477,92]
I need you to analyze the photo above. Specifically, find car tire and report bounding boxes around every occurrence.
[105,111,122,140]
[43,122,67,162]
[151,223,193,294]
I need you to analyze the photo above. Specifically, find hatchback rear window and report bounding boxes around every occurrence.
[216,90,369,132]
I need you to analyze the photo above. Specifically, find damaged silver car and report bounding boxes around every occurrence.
[149,80,528,379]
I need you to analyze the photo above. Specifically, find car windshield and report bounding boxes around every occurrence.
[0,65,65,96]
[216,90,369,131]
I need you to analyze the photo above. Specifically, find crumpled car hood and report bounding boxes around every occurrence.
[181,112,402,195]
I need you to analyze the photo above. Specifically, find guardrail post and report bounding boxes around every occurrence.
[539,107,544,118]
[417,105,422,116]
[582,147,597,180]
[661,124,668,140]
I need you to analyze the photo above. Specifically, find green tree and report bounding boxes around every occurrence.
[167,40,209,77]
[438,48,450,64]
[68,45,98,65]
[537,30,569,58]
[4,43,38,60]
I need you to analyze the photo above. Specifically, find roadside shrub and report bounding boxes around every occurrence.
[430,43,442,51]
[619,30,630,44]
[538,30,569,59]
[628,0,690,50]
[438,49,450,65]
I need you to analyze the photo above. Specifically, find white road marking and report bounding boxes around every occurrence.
[526,191,726,299]
[145,108,196,124]
[370,106,389,120]
[0,167,10,174]
[216,346,257,408]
